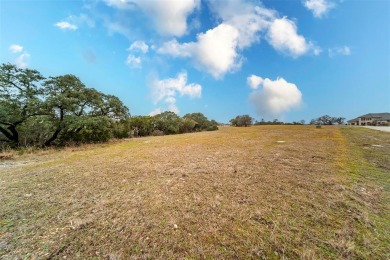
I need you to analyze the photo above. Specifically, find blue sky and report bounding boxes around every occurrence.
[1,0,389,123]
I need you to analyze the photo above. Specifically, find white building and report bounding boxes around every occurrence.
[348,113,390,126]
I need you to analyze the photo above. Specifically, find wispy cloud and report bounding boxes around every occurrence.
[15,52,30,69]
[126,55,142,68]
[68,13,95,28]
[126,41,149,68]
[104,0,135,10]
[103,17,132,38]
[128,41,149,53]
[9,44,23,53]
[149,107,162,116]
[303,0,335,18]
[9,44,30,68]
[328,46,351,57]
[104,0,200,37]
[150,72,201,114]
[54,21,78,30]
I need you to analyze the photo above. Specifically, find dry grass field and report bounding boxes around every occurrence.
[0,126,389,259]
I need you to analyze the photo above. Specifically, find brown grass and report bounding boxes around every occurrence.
[0,126,389,259]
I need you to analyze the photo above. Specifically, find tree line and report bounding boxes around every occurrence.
[229,115,305,127]
[0,63,217,149]
[129,112,218,137]
[230,114,345,127]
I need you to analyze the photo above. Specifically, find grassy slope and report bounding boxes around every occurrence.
[0,126,388,259]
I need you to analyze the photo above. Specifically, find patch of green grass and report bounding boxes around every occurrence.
[338,127,390,258]
[0,219,15,230]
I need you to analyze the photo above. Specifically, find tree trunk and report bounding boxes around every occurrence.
[42,108,64,147]
[42,128,61,147]
[0,125,19,147]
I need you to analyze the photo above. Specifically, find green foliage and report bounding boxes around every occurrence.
[112,120,130,139]
[58,116,113,144]
[153,111,181,135]
[310,115,345,125]
[0,63,45,147]
[129,112,218,137]
[129,116,154,137]
[180,118,197,133]
[183,112,219,131]
[230,115,253,127]
[41,74,130,146]
[16,115,56,147]
[0,64,130,148]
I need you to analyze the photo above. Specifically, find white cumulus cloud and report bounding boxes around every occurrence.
[303,0,335,18]
[267,17,320,58]
[249,76,303,117]
[193,23,241,78]
[158,23,241,79]
[54,21,78,30]
[207,0,275,49]
[128,41,149,53]
[247,75,264,89]
[9,44,23,53]
[158,0,319,78]
[150,72,201,114]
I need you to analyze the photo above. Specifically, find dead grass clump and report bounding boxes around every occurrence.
[0,151,13,160]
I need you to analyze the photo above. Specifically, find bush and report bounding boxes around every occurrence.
[151,130,164,136]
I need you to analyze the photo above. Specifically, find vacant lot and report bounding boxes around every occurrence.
[0,126,389,259]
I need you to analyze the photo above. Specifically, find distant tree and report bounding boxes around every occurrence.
[153,111,182,135]
[179,118,197,133]
[230,115,253,127]
[310,115,345,125]
[240,115,253,127]
[332,117,345,125]
[183,112,218,131]
[230,117,238,126]
[208,120,219,131]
